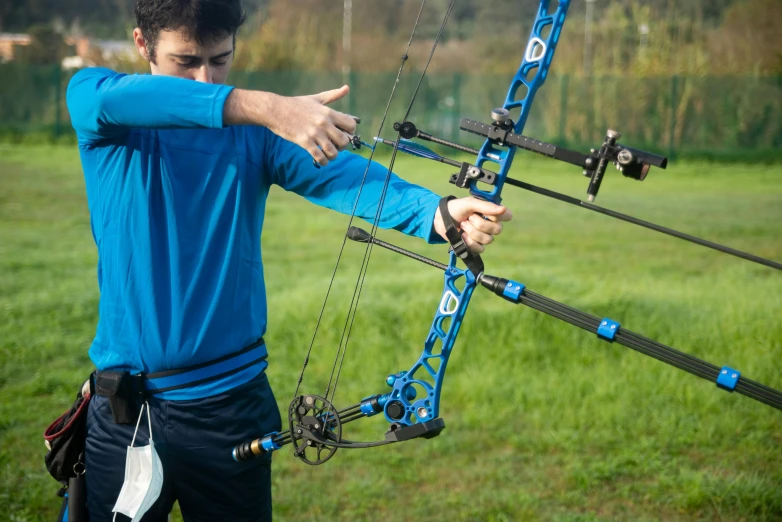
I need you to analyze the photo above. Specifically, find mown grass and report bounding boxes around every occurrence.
[1,144,781,521]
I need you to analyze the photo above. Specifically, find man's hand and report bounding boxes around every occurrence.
[224,86,357,166]
[433,197,513,254]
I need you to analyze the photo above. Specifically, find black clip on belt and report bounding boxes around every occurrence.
[91,370,145,424]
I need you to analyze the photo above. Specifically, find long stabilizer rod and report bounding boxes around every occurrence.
[348,227,782,411]
[503,178,782,271]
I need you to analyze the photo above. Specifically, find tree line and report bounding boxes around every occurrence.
[233,0,780,75]
[3,0,780,75]
[0,1,740,35]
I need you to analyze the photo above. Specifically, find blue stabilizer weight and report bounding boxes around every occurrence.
[716,366,741,392]
[597,318,620,341]
[502,280,525,302]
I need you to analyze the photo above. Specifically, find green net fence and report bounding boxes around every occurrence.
[1,64,780,159]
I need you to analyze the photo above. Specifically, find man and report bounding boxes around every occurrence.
[66,0,511,520]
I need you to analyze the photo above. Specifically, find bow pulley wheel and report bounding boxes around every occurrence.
[288,394,342,465]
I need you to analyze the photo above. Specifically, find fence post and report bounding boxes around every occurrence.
[53,64,62,139]
[348,69,357,121]
[667,75,679,159]
[588,74,597,145]
[451,72,462,143]
[558,73,569,144]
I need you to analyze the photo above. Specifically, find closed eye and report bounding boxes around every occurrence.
[170,51,231,68]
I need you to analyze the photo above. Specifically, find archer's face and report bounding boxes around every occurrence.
[133,28,234,84]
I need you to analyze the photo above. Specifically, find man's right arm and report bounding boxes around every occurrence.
[66,67,234,144]
[67,67,357,164]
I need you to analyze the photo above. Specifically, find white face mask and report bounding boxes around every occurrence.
[112,402,164,522]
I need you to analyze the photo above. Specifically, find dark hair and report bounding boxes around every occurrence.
[135,0,245,61]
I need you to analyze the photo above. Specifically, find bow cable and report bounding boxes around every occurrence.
[324,0,458,406]
[293,0,453,402]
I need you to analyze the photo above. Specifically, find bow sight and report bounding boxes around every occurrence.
[392,108,668,202]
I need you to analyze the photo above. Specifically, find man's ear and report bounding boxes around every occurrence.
[132,28,151,62]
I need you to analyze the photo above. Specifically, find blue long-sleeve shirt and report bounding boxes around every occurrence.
[67,67,442,398]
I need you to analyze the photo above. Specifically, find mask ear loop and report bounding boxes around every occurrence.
[129,401,153,448]
[145,402,153,443]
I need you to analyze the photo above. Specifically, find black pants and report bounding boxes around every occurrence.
[85,372,282,521]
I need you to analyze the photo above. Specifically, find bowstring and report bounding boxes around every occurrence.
[293,0,430,401]
[325,0,458,406]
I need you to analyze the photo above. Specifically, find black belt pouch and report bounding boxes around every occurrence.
[44,388,90,485]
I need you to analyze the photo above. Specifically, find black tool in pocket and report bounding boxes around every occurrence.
[93,370,141,424]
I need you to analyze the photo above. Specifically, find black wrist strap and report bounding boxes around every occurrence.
[438,196,485,276]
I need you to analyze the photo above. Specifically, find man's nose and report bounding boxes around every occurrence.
[194,65,213,84]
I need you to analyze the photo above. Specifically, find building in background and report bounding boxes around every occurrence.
[0,33,32,62]
[92,40,136,62]
[62,36,138,69]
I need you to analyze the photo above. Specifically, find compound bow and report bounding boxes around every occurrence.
[233,0,781,466]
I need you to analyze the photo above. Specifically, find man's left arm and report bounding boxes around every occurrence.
[264,134,511,251]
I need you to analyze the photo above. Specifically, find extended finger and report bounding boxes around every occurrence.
[461,219,494,246]
[313,85,350,105]
[467,214,503,235]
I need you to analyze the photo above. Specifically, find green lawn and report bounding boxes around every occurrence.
[1,144,781,521]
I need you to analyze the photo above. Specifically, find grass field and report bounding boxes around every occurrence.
[1,144,781,521]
